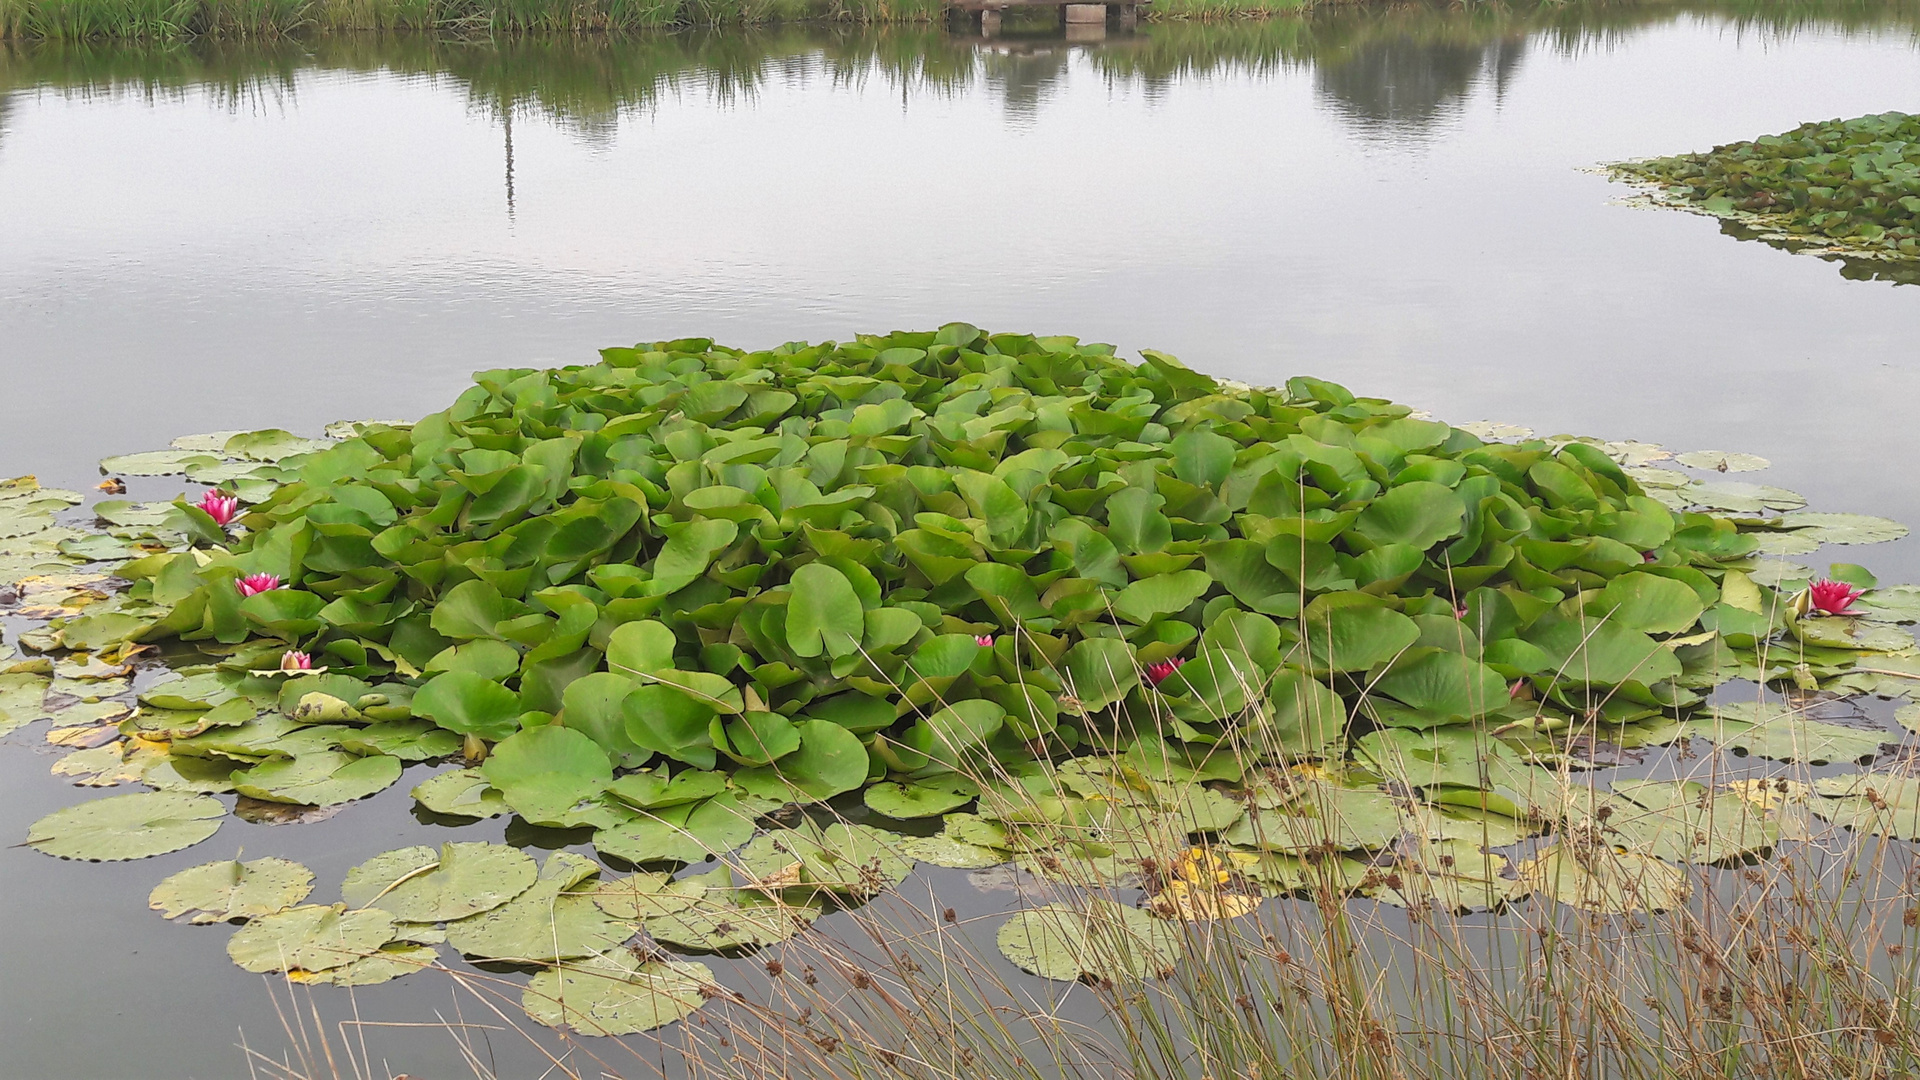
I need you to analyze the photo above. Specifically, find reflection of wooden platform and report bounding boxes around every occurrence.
[950,0,1146,37]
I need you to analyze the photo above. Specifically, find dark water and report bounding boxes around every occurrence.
[3,5,1920,1076]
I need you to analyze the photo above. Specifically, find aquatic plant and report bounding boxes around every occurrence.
[15,325,1920,1046]
[1611,111,1920,268]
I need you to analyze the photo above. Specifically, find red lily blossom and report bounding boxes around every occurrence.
[280,650,313,671]
[235,573,283,598]
[1809,579,1864,616]
[975,635,994,648]
[1145,657,1186,686]
[198,490,240,526]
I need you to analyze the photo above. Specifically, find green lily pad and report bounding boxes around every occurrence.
[1675,450,1768,472]
[231,751,403,806]
[644,871,823,952]
[1811,772,1920,840]
[899,833,1009,869]
[592,794,757,864]
[337,720,461,761]
[481,725,614,826]
[341,841,537,922]
[1680,702,1891,765]
[996,899,1183,982]
[227,903,398,974]
[150,857,314,924]
[863,777,979,819]
[522,954,715,1036]
[300,943,440,986]
[1594,780,1780,863]
[1516,842,1689,914]
[27,790,225,861]
[1779,512,1908,546]
[591,872,707,920]
[412,767,509,819]
[446,852,632,962]
[0,671,51,737]
[99,450,220,476]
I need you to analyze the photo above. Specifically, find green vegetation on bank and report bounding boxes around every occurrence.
[13,327,1920,1065]
[1612,111,1920,265]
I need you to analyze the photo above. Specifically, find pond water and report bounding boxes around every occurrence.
[3,4,1920,1076]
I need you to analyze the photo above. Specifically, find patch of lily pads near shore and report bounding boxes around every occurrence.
[8,325,1920,1035]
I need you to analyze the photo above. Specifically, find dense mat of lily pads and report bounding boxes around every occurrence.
[1610,111,1920,263]
[13,324,1920,1035]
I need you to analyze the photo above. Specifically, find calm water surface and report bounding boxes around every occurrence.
[2,5,1919,1076]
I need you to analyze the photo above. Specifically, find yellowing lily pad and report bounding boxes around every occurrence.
[1516,841,1689,914]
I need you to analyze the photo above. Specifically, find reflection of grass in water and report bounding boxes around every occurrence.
[6,0,1920,125]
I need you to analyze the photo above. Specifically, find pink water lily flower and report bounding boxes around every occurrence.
[1145,657,1186,686]
[975,634,994,648]
[1810,579,1865,616]
[235,573,283,598]
[280,650,313,671]
[197,490,240,526]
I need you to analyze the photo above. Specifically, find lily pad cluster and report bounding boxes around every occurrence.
[1610,111,1920,264]
[13,326,1920,1023]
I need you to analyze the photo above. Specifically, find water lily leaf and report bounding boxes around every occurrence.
[900,833,1008,869]
[1811,772,1920,840]
[1594,572,1705,635]
[1525,617,1682,687]
[300,943,440,986]
[446,852,631,962]
[1675,450,1768,472]
[1299,600,1420,674]
[0,670,50,736]
[171,430,250,453]
[27,790,224,861]
[996,899,1183,982]
[1112,570,1212,626]
[644,874,824,951]
[1366,649,1507,727]
[650,519,737,596]
[414,670,522,742]
[1684,482,1805,514]
[1594,780,1779,863]
[1860,585,1920,625]
[232,751,402,806]
[1060,637,1139,713]
[623,683,719,770]
[786,562,864,658]
[1680,702,1891,765]
[522,953,715,1036]
[1516,842,1688,914]
[342,841,538,922]
[141,753,239,794]
[99,450,220,476]
[1221,780,1409,852]
[227,903,398,974]
[1779,512,1908,546]
[482,725,614,826]
[1793,616,1914,652]
[150,857,314,924]
[54,740,165,786]
[412,767,508,819]
[734,719,868,802]
[337,720,461,761]
[1351,481,1466,550]
[592,793,757,864]
[865,777,978,819]
[591,872,706,920]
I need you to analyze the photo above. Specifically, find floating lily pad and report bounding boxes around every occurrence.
[141,753,238,794]
[522,954,714,1036]
[1516,842,1689,914]
[0,671,50,736]
[1593,780,1779,863]
[412,767,508,819]
[996,899,1183,982]
[342,841,537,923]
[1681,702,1891,765]
[150,857,314,924]
[863,778,978,819]
[27,790,225,861]
[227,904,398,974]
[591,872,706,920]
[99,450,220,476]
[643,870,823,952]
[1675,450,1768,473]
[446,852,632,962]
[1377,837,1515,912]
[593,794,756,865]
[1810,772,1920,840]
[299,943,440,986]
[1779,512,1909,546]
[337,720,461,761]
[231,751,402,806]
[899,833,1009,869]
